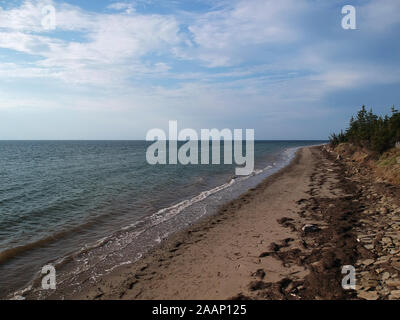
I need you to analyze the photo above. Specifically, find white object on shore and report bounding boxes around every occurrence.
[396,141,400,149]
[302,224,321,234]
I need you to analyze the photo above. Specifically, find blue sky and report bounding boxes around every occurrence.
[0,0,399,139]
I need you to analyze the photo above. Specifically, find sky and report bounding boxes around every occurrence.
[0,0,399,140]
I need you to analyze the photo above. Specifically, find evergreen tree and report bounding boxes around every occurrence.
[329,105,400,153]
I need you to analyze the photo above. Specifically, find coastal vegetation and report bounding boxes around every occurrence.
[329,105,400,154]
[330,105,400,185]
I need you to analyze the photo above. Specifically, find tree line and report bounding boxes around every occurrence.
[329,105,400,153]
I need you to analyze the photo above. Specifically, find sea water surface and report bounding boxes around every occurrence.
[0,140,325,297]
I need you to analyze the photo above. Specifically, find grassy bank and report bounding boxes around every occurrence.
[333,142,400,185]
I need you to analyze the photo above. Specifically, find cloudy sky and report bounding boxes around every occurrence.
[0,0,399,139]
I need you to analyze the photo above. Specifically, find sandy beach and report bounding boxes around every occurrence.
[80,146,320,300]
[58,145,353,299]
[24,144,400,300]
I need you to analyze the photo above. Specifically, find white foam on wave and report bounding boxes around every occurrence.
[105,260,132,273]
[148,178,236,227]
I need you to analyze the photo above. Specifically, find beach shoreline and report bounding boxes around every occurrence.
[22,144,400,300]
[3,142,315,299]
[30,145,322,299]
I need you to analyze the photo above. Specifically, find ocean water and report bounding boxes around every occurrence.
[0,140,324,297]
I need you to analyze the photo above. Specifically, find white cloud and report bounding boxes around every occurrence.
[0,0,49,32]
[0,0,181,85]
[190,0,303,47]
[2,0,398,87]
[0,0,399,140]
[179,0,307,67]
[360,0,400,32]
[107,2,136,14]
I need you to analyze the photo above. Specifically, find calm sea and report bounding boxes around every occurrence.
[0,140,324,297]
